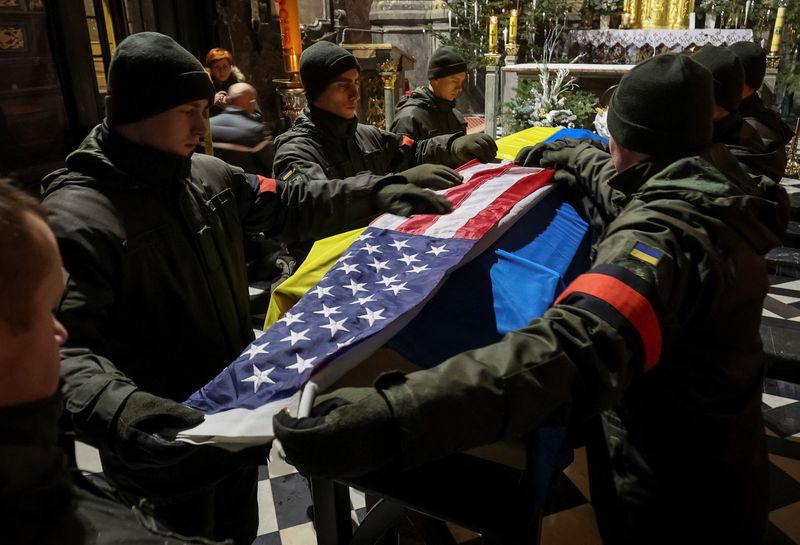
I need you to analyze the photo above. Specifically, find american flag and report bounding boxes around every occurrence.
[180,161,554,446]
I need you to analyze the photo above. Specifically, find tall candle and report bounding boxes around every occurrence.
[770,6,786,55]
[509,9,518,44]
[488,15,499,52]
[448,9,452,31]
[474,0,478,24]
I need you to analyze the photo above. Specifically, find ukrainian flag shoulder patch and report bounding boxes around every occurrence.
[630,242,662,266]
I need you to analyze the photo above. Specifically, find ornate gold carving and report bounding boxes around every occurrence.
[786,119,800,178]
[366,97,385,129]
[28,0,44,10]
[0,26,24,49]
[484,52,501,66]
[766,54,780,70]
[379,58,398,90]
[505,43,520,57]
[0,0,21,7]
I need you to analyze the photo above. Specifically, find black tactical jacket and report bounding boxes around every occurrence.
[391,86,467,144]
[42,123,387,453]
[272,106,458,182]
[377,142,788,544]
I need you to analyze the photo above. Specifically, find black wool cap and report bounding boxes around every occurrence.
[299,41,361,104]
[691,44,745,114]
[607,54,714,157]
[728,41,767,91]
[105,32,214,127]
[428,47,467,79]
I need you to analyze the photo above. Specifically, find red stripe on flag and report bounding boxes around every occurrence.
[453,169,554,239]
[555,273,662,372]
[392,162,515,236]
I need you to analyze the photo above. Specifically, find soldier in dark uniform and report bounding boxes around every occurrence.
[274,54,789,545]
[273,41,497,187]
[692,44,787,181]
[0,182,215,545]
[41,32,451,545]
[729,40,794,147]
[391,46,469,143]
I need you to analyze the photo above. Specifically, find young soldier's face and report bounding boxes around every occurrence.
[123,100,208,157]
[430,72,466,102]
[0,213,67,407]
[313,68,361,119]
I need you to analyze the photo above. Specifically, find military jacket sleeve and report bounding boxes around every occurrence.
[390,112,428,141]
[377,196,718,469]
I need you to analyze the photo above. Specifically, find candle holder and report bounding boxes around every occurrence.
[786,119,800,178]
[505,43,520,57]
[767,54,781,70]
[484,52,502,66]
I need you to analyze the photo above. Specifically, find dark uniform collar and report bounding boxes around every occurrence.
[608,157,677,195]
[712,112,746,145]
[422,86,456,113]
[307,105,358,141]
[99,122,193,184]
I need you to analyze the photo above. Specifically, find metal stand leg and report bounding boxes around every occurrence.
[311,477,353,545]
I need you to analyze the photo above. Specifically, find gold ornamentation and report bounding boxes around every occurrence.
[484,52,501,66]
[366,97,385,129]
[0,0,21,7]
[505,43,519,57]
[379,58,398,90]
[766,54,780,70]
[786,119,800,178]
[0,26,24,49]
[28,0,44,9]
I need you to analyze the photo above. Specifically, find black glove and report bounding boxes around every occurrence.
[113,391,205,469]
[273,387,397,479]
[515,138,608,167]
[399,163,463,190]
[374,183,452,216]
[450,133,498,163]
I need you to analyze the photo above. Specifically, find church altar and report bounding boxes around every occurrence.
[567,29,754,64]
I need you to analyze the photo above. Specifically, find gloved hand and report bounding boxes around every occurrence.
[113,391,205,469]
[450,133,498,163]
[515,138,607,168]
[273,387,397,479]
[398,164,463,190]
[374,183,452,216]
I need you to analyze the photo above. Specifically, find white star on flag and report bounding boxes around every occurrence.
[320,317,350,337]
[242,364,275,392]
[398,253,420,266]
[242,342,269,360]
[277,311,304,326]
[384,282,410,295]
[409,264,431,274]
[357,232,374,241]
[358,307,387,327]
[337,262,359,275]
[376,274,399,287]
[350,294,377,305]
[389,239,410,251]
[281,328,310,346]
[360,243,382,255]
[367,258,391,272]
[343,279,367,295]
[427,245,448,256]
[313,304,341,318]
[340,251,354,261]
[287,354,317,373]
[309,285,335,298]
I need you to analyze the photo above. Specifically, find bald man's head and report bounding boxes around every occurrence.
[227,82,258,115]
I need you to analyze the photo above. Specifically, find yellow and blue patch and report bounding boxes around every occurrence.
[629,242,662,266]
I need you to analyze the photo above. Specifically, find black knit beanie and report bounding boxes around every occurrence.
[299,41,361,104]
[105,32,214,127]
[607,54,714,157]
[691,45,745,114]
[728,41,767,91]
[428,47,467,79]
